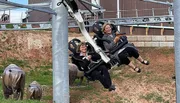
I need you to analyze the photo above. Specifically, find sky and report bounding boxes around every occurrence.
[10,0,28,5]
[10,0,28,11]
[3,0,28,23]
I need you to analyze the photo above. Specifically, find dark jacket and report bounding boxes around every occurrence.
[74,53,101,72]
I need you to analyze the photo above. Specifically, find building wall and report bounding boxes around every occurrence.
[28,0,174,35]
[118,0,174,35]
[28,0,51,22]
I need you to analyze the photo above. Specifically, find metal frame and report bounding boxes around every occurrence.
[0,15,174,30]
[174,0,180,102]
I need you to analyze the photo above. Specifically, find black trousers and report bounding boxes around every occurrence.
[90,65,112,89]
[118,47,140,65]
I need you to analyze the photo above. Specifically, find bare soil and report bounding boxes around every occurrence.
[0,31,176,103]
[70,47,175,103]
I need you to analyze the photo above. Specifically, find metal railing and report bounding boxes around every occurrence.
[104,8,173,18]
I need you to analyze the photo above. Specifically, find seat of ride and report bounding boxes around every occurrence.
[92,21,128,65]
[68,21,129,75]
[68,38,106,80]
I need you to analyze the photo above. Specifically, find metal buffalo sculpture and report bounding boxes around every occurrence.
[27,81,42,100]
[69,63,84,86]
[2,64,25,100]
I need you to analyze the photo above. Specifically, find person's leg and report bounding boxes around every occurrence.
[98,65,116,91]
[118,53,141,73]
[91,65,115,91]
[124,47,149,65]
[136,56,149,65]
[128,61,141,73]
[98,65,112,87]
[90,70,109,89]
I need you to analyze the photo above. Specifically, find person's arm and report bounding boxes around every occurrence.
[74,54,90,71]
[90,53,101,61]
[114,32,124,43]
[102,35,117,51]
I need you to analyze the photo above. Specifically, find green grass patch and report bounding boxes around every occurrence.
[140,92,166,102]
[1,58,30,68]
[144,71,153,77]
[6,24,14,28]
[42,95,52,100]
[110,72,122,79]
[159,48,174,55]
[26,67,52,85]
[0,99,43,103]
[73,77,89,86]
[114,96,132,103]
[123,73,139,79]
[72,85,94,91]
[145,75,171,84]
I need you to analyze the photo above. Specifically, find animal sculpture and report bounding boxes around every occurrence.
[2,64,25,100]
[27,81,42,100]
[69,63,84,86]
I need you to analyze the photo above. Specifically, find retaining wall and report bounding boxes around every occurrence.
[69,35,174,47]
[128,35,174,47]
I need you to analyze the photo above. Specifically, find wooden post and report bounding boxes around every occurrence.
[145,24,149,35]
[130,26,133,35]
[160,23,164,35]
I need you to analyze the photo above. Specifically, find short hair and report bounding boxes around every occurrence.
[101,23,111,34]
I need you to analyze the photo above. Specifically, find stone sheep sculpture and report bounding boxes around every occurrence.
[27,81,42,100]
[69,63,84,86]
[2,64,25,100]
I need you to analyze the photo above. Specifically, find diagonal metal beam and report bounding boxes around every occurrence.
[28,2,51,8]
[80,0,103,9]
[0,0,56,15]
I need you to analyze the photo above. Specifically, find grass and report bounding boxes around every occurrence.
[1,58,29,68]
[6,24,14,28]
[26,67,52,85]
[140,92,168,102]
[145,75,171,84]
[0,33,175,103]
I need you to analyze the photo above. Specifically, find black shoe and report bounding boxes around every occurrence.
[109,85,116,91]
[134,67,141,73]
[141,60,150,65]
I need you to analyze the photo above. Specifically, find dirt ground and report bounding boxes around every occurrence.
[0,31,176,103]
[70,47,175,103]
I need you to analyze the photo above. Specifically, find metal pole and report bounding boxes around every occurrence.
[152,8,154,16]
[52,0,69,103]
[117,0,120,31]
[174,0,180,102]
[168,6,173,16]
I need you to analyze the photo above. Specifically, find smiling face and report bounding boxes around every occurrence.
[80,44,87,53]
[103,24,112,34]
